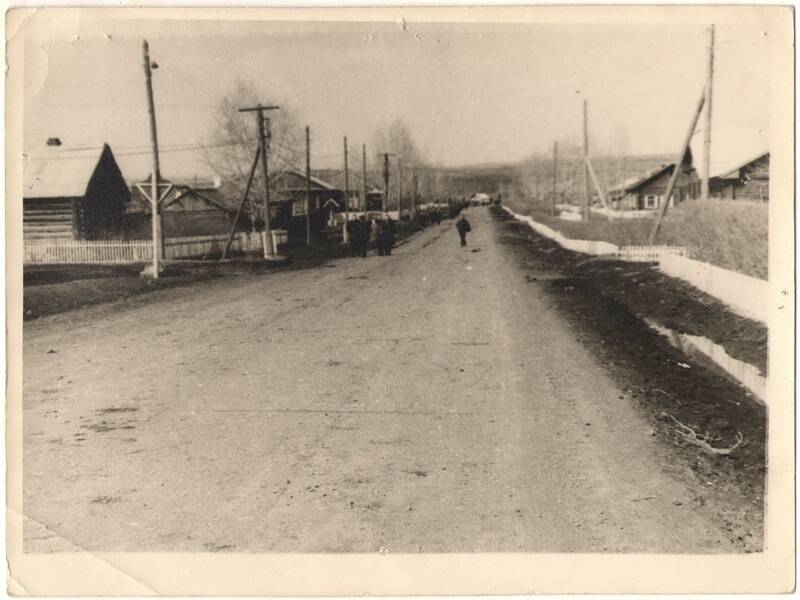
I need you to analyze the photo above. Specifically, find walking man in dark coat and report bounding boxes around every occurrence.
[456,214,471,247]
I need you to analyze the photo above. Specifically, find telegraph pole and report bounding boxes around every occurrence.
[142,40,162,278]
[238,104,279,258]
[305,126,312,246]
[411,169,418,216]
[648,92,706,244]
[343,136,350,243]
[382,153,389,213]
[583,99,590,221]
[397,157,403,216]
[552,140,558,216]
[361,144,368,212]
[701,24,715,201]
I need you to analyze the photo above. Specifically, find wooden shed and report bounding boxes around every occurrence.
[709,152,769,202]
[23,143,130,240]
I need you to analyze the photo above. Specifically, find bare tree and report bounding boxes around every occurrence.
[205,79,304,217]
[373,118,427,204]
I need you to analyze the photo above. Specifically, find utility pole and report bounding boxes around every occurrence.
[343,136,350,243]
[583,99,590,221]
[411,169,418,216]
[239,104,279,258]
[305,126,312,246]
[382,153,389,213]
[552,141,558,216]
[361,144,368,212]
[701,24,715,201]
[648,92,706,244]
[397,157,402,216]
[142,40,162,278]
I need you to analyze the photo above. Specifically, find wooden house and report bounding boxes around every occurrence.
[607,148,700,210]
[270,168,344,241]
[365,187,385,211]
[128,176,240,238]
[709,152,769,202]
[23,142,130,240]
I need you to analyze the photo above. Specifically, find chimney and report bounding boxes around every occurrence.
[46,137,62,146]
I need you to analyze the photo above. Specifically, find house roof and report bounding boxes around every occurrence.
[23,144,112,199]
[608,164,673,194]
[711,151,769,180]
[609,147,695,194]
[276,167,339,191]
[129,179,234,214]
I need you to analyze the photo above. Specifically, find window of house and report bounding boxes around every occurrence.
[645,195,657,209]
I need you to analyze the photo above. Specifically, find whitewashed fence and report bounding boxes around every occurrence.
[24,238,152,264]
[613,245,687,262]
[502,206,767,324]
[659,254,768,324]
[23,231,282,265]
[590,206,654,220]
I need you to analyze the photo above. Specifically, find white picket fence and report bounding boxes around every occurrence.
[502,206,767,324]
[613,245,688,263]
[24,238,152,264]
[23,231,279,265]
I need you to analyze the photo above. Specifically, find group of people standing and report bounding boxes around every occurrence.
[345,210,472,258]
[346,216,396,258]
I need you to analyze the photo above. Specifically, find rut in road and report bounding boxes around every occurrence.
[23,208,739,553]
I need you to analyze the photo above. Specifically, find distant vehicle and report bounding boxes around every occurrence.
[471,193,491,206]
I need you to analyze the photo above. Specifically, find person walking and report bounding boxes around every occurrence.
[456,213,471,247]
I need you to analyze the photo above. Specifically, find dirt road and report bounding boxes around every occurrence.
[23,208,744,552]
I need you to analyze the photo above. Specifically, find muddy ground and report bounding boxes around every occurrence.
[23,222,421,321]
[492,207,766,550]
[22,207,762,553]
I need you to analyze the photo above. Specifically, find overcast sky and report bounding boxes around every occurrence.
[22,12,772,177]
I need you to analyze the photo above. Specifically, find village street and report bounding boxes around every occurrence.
[22,207,741,553]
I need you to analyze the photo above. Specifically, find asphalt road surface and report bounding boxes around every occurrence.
[23,208,739,552]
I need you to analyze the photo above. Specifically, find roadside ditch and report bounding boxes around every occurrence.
[492,206,766,552]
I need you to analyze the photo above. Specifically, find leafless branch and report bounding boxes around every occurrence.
[669,415,744,456]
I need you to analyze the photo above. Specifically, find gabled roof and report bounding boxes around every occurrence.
[712,151,769,180]
[129,178,233,214]
[608,147,694,194]
[608,164,673,193]
[276,167,339,191]
[23,144,113,199]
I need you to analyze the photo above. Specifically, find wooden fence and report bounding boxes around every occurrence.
[24,238,152,264]
[503,206,767,324]
[23,232,276,265]
[613,245,687,262]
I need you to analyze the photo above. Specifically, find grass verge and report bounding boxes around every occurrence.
[504,198,768,279]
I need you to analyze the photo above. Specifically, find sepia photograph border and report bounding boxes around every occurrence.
[5,4,795,595]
